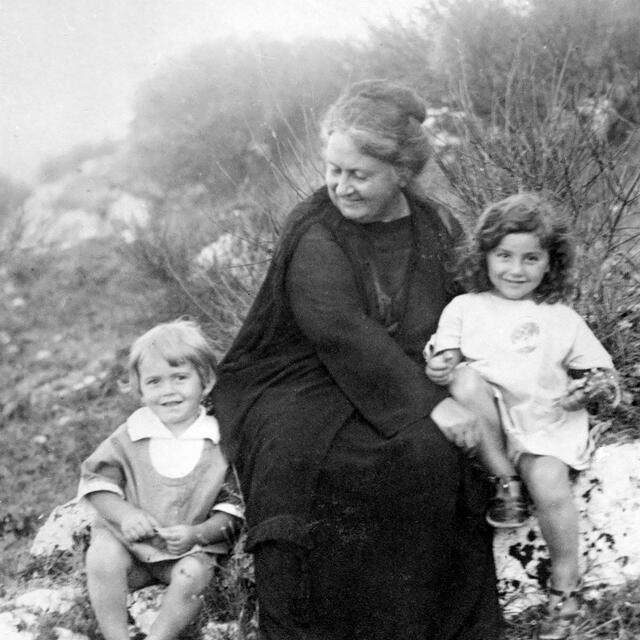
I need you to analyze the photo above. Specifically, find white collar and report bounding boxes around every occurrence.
[126,406,220,443]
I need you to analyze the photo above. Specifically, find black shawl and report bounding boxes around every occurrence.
[210,186,461,549]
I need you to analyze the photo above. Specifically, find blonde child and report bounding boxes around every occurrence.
[424,193,619,640]
[78,319,243,640]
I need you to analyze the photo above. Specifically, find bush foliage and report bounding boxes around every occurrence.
[129,37,351,203]
[126,0,639,425]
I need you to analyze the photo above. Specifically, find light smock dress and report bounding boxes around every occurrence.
[429,292,614,469]
[78,407,243,563]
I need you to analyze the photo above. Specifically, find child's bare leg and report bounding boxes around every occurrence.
[449,366,516,479]
[518,454,580,612]
[147,554,215,640]
[450,366,528,527]
[86,529,152,640]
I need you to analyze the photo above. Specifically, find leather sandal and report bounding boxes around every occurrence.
[535,582,581,640]
[486,475,528,528]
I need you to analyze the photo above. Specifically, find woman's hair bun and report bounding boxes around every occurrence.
[346,79,426,123]
[321,78,432,183]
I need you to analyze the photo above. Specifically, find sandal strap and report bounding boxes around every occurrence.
[548,581,582,612]
[490,475,521,490]
[548,585,580,599]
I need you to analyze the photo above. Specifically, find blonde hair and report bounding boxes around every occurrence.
[128,318,217,393]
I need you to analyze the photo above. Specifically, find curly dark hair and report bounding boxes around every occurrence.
[456,192,576,303]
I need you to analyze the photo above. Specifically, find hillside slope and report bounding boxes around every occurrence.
[0,238,182,588]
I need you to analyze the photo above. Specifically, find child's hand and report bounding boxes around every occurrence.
[560,369,621,411]
[425,349,457,385]
[155,525,198,555]
[559,378,588,411]
[120,510,159,542]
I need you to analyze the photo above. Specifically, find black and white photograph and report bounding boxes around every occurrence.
[1,1,639,639]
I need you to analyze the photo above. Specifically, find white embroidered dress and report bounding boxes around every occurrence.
[430,292,614,469]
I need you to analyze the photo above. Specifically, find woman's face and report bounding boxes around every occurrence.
[324,131,408,224]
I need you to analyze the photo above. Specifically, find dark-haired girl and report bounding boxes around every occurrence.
[425,192,620,640]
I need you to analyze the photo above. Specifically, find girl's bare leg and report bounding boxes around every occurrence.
[86,529,152,640]
[450,366,528,527]
[449,366,516,479]
[518,453,580,613]
[146,554,215,640]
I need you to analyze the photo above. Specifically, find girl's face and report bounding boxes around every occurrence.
[138,348,213,435]
[324,130,409,224]
[487,232,550,300]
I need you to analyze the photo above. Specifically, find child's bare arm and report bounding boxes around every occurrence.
[157,512,242,555]
[425,348,462,385]
[86,491,159,542]
[561,368,621,411]
[193,511,242,544]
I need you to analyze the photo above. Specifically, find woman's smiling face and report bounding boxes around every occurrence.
[324,131,408,224]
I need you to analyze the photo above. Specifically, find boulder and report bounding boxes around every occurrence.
[12,155,150,252]
[30,499,94,556]
[0,587,86,640]
[494,440,640,615]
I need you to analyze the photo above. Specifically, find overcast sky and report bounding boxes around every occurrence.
[0,0,424,184]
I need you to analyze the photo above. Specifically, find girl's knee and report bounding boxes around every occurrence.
[170,555,214,595]
[450,366,491,404]
[86,531,133,577]
[520,456,572,504]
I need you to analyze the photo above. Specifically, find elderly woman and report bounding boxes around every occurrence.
[211,80,501,639]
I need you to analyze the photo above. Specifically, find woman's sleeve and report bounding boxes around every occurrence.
[77,435,126,500]
[286,223,448,437]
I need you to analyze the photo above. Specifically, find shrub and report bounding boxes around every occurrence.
[129,36,348,205]
[433,51,640,430]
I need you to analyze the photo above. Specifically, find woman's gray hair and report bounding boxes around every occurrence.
[320,79,431,186]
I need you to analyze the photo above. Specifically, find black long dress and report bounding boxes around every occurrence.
[210,187,502,639]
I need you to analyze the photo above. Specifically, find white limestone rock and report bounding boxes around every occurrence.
[494,441,640,616]
[128,585,242,639]
[127,584,165,635]
[0,610,37,640]
[0,589,87,640]
[30,499,94,556]
[51,629,89,640]
[14,586,81,613]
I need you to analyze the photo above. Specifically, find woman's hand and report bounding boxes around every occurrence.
[430,397,479,452]
[425,348,460,386]
[156,525,198,555]
[120,509,159,542]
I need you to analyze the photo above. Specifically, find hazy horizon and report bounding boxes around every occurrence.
[0,0,423,185]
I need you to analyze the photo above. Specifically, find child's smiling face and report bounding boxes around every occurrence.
[137,348,212,435]
[487,232,550,300]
